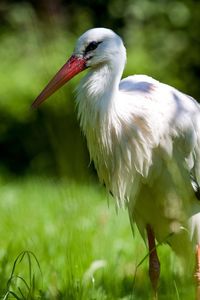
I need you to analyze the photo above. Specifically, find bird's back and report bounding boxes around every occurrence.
[119,74,200,187]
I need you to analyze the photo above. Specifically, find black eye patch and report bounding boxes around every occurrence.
[85,41,102,54]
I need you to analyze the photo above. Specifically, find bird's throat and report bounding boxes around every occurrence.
[76,64,121,132]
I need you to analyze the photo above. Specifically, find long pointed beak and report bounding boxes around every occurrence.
[32,55,87,108]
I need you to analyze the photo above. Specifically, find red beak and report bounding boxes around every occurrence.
[32,55,87,108]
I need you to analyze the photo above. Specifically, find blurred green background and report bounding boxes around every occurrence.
[0,0,200,180]
[0,1,200,299]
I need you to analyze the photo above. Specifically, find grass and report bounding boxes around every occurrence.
[0,177,195,299]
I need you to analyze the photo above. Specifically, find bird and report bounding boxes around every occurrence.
[32,28,200,299]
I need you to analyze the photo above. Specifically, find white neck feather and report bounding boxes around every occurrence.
[76,62,127,205]
[76,62,123,131]
[75,55,153,207]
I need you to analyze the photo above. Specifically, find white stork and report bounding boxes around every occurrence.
[32,28,200,298]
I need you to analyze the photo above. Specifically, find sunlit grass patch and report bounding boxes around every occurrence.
[0,177,195,299]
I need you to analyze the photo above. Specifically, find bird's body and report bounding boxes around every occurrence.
[33,27,200,298]
[75,33,200,256]
[78,70,200,258]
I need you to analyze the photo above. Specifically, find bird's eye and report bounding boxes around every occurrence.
[85,41,101,53]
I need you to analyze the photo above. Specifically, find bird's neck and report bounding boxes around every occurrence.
[76,63,123,133]
[76,63,126,206]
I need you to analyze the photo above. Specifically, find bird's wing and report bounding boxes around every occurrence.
[119,74,200,247]
[169,88,200,192]
[119,74,200,192]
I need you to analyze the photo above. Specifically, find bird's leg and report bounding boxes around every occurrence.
[146,224,160,299]
[195,244,200,300]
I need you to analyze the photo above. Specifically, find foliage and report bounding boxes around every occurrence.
[0,0,200,178]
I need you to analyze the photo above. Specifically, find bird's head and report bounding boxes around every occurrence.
[32,28,126,108]
[75,28,126,68]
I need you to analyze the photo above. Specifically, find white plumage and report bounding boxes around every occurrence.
[75,28,200,251]
[33,27,200,298]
